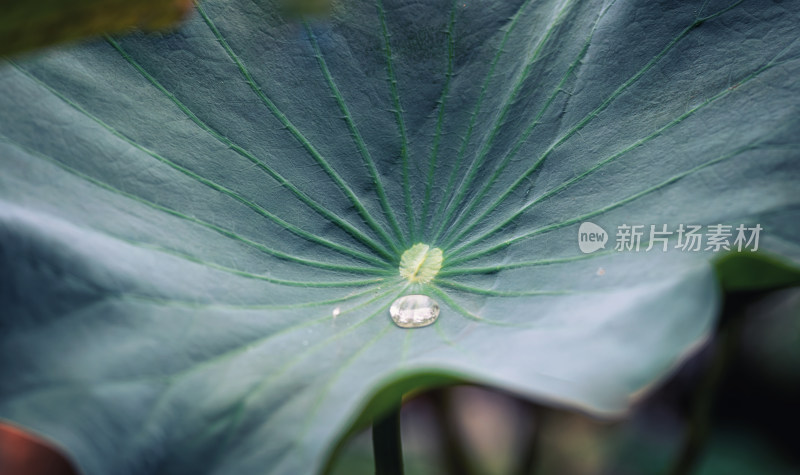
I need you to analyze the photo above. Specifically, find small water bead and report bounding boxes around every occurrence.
[389,295,440,328]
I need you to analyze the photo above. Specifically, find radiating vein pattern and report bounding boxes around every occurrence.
[0,0,793,307]
[109,34,399,262]
[431,0,579,242]
[303,22,408,251]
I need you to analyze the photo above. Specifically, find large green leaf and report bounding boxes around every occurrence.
[1,0,799,473]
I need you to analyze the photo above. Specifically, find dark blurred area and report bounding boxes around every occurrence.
[330,287,800,474]
[0,423,77,475]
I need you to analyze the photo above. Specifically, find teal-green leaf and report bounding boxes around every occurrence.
[1,0,799,473]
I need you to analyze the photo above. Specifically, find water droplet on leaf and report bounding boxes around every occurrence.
[389,295,440,328]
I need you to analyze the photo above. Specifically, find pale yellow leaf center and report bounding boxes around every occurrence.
[399,243,443,284]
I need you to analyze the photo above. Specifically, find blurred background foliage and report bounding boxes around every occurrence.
[0,0,333,57]
[0,0,193,56]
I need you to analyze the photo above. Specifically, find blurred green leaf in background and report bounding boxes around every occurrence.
[0,0,194,56]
